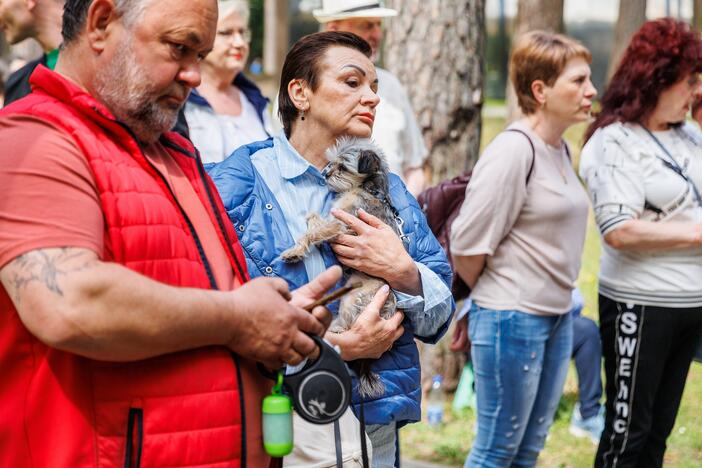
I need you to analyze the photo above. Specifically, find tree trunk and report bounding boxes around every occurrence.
[1,32,9,77]
[607,0,647,81]
[383,0,486,181]
[693,0,702,32]
[505,0,565,123]
[263,0,289,77]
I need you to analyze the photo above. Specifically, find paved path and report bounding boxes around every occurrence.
[401,458,456,468]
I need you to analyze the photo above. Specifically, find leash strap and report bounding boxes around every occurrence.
[359,401,370,468]
[334,419,343,468]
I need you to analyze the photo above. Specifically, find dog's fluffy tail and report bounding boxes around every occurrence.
[353,360,385,399]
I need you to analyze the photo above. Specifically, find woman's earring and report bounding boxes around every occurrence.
[300,109,305,121]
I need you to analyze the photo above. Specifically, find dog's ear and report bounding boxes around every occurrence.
[357,150,383,175]
[358,150,390,198]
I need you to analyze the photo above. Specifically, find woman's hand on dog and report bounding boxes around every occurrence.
[330,208,422,296]
[326,285,405,361]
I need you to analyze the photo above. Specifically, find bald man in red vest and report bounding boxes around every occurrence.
[0,0,339,466]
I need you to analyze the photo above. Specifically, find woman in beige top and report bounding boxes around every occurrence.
[449,31,596,467]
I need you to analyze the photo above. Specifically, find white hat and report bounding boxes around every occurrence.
[313,0,398,23]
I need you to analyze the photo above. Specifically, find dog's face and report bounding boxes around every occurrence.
[324,137,390,195]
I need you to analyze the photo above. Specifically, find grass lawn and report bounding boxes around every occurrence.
[399,116,702,467]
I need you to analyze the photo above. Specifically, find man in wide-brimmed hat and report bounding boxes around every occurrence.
[315,0,428,197]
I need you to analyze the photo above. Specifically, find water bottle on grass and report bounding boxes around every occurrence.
[426,375,444,427]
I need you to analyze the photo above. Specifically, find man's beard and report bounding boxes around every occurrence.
[95,39,186,143]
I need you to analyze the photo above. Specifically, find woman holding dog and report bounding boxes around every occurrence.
[208,32,453,467]
[450,31,596,466]
[580,19,702,467]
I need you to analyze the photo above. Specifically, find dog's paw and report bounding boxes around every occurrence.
[281,247,305,263]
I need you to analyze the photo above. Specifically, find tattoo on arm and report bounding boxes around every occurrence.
[3,248,98,305]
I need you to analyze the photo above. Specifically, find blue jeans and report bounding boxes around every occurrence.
[572,314,602,419]
[465,304,573,467]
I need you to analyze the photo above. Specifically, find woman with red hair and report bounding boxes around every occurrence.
[580,18,702,467]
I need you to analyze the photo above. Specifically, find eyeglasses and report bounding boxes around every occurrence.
[217,28,252,43]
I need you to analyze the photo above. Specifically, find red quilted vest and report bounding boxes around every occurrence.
[0,66,253,467]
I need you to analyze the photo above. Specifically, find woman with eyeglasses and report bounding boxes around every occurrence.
[580,18,702,467]
[183,0,273,163]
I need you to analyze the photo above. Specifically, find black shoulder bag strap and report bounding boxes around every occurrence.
[504,128,537,183]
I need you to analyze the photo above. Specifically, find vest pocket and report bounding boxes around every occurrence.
[124,408,143,468]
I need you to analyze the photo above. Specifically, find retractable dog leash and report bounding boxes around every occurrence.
[261,336,353,458]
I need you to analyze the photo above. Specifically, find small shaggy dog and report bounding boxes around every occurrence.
[281,137,403,398]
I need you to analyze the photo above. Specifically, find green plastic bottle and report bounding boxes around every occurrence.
[262,372,293,457]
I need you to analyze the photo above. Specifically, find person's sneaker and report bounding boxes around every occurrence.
[569,403,604,445]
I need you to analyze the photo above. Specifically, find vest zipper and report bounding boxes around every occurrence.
[189,144,249,464]
[233,354,247,466]
[118,124,219,290]
[160,137,248,283]
[124,408,143,468]
[119,126,247,462]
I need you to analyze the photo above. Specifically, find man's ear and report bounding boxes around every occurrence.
[287,79,310,112]
[530,79,547,107]
[85,0,120,52]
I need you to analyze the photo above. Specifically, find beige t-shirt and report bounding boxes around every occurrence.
[450,121,589,315]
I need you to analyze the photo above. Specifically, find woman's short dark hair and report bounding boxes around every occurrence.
[585,18,702,142]
[278,31,371,138]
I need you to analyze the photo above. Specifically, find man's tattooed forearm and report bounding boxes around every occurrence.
[6,249,98,304]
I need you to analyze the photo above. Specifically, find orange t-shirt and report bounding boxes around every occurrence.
[0,114,270,465]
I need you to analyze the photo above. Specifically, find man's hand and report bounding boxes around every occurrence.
[330,208,421,295]
[450,316,470,352]
[226,277,331,369]
[326,285,405,361]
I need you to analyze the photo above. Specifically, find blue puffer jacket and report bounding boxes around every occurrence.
[208,138,454,426]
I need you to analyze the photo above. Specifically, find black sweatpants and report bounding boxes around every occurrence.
[595,295,702,468]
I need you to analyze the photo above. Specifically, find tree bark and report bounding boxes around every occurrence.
[607,0,647,81]
[263,0,289,77]
[1,33,9,77]
[693,0,702,32]
[383,0,486,180]
[505,0,565,123]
